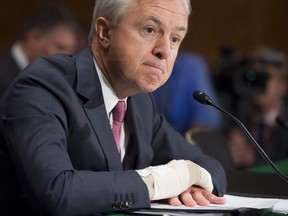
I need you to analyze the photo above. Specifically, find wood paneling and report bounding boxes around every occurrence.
[184,0,288,68]
[1,0,288,69]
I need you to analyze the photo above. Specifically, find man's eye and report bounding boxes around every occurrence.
[145,27,154,34]
[171,37,180,44]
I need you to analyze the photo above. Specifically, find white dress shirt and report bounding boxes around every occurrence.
[11,43,29,70]
[93,58,129,162]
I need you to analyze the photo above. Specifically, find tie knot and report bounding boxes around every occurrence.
[113,101,126,123]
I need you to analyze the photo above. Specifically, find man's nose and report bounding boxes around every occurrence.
[152,36,171,59]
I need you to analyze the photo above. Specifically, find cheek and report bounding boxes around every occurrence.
[256,81,279,102]
[160,70,172,85]
[41,39,55,54]
[109,42,138,68]
[166,59,176,78]
[267,80,281,95]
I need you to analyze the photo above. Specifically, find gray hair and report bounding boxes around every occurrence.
[88,0,191,45]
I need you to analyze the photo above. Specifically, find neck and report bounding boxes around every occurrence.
[254,101,282,116]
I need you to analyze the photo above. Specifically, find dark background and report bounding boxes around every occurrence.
[1,0,288,70]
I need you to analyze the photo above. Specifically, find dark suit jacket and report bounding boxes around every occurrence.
[0,52,21,98]
[0,48,226,216]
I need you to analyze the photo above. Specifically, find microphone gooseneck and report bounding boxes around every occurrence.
[193,90,288,183]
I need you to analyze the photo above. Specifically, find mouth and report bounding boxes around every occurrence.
[143,62,165,75]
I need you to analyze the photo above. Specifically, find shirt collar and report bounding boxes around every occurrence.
[93,58,127,118]
[253,104,283,126]
[11,42,29,70]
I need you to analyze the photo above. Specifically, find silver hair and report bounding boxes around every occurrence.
[88,0,191,45]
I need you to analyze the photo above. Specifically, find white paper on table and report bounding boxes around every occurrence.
[130,194,286,215]
[151,194,279,211]
[272,199,288,213]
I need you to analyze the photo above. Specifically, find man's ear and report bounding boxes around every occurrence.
[95,17,112,49]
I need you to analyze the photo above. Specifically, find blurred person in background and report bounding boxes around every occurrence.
[153,51,221,136]
[226,48,288,169]
[0,5,80,98]
[153,52,233,170]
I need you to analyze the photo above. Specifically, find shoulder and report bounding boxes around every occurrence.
[0,53,77,103]
[128,93,156,116]
[28,53,76,76]
[129,93,154,107]
[13,53,77,91]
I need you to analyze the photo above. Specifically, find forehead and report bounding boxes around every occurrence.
[132,0,188,14]
[125,0,188,26]
[45,24,75,37]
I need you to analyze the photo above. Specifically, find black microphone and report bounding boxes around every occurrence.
[193,90,288,183]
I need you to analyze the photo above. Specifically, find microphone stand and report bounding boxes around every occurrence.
[193,90,288,183]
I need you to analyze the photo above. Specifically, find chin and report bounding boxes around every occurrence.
[138,85,158,94]
[135,79,163,93]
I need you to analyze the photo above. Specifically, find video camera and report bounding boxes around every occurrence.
[233,59,269,96]
[215,47,286,97]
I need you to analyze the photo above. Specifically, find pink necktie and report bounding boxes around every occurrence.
[112,101,126,154]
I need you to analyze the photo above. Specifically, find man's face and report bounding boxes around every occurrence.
[101,0,188,97]
[41,25,78,55]
[253,65,287,110]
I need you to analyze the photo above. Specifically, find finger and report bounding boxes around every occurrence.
[203,192,226,205]
[192,191,210,206]
[167,196,182,206]
[179,190,196,207]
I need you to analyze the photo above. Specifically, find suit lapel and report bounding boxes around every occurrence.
[75,48,122,171]
[124,96,153,169]
[83,99,122,170]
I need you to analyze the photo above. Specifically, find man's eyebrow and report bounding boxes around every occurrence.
[146,16,187,33]
[147,16,162,26]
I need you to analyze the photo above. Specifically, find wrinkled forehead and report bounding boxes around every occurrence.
[132,0,188,13]
[124,0,189,28]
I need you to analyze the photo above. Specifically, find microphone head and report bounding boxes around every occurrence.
[192,91,213,105]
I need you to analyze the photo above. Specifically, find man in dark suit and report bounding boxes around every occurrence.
[0,0,227,215]
[227,48,288,168]
[0,5,79,98]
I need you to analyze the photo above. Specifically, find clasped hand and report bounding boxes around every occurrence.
[136,159,226,206]
[168,186,226,207]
